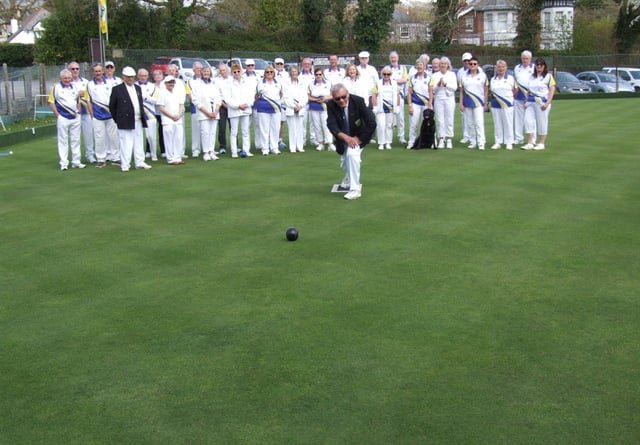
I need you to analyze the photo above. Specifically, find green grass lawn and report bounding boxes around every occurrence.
[1,99,639,444]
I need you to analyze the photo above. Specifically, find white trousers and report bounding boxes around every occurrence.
[163,122,183,163]
[191,112,201,154]
[257,112,280,152]
[525,102,551,137]
[144,117,158,160]
[491,107,514,145]
[56,115,81,168]
[395,104,405,141]
[408,104,428,146]
[199,118,219,154]
[340,145,363,191]
[287,114,305,151]
[463,106,485,146]
[80,113,94,160]
[376,112,394,145]
[92,118,118,162]
[309,110,332,145]
[229,115,251,154]
[434,97,455,139]
[514,100,536,141]
[118,121,145,169]
[252,108,262,149]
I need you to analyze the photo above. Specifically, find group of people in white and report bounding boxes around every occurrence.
[49,49,555,171]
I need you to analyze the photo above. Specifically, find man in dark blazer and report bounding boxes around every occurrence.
[326,83,376,200]
[109,66,151,172]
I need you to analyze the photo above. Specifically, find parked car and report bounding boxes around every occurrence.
[576,71,635,93]
[602,67,640,91]
[554,71,592,94]
[169,57,211,81]
[150,56,171,75]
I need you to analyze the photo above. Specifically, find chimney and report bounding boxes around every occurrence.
[10,18,19,35]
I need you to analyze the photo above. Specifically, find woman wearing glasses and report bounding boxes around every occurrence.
[308,67,335,151]
[523,57,555,150]
[429,56,458,149]
[255,65,283,155]
[458,57,488,150]
[283,66,308,153]
[223,63,255,158]
[488,60,516,150]
[372,68,401,150]
[342,64,369,106]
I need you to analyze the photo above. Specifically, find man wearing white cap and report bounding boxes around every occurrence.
[104,61,122,87]
[357,51,379,107]
[457,52,473,144]
[157,75,186,165]
[273,57,289,149]
[243,59,261,152]
[109,66,151,171]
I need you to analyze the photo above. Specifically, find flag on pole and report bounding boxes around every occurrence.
[99,0,108,34]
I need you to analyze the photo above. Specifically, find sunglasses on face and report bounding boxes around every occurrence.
[469,63,477,66]
[276,62,283,65]
[315,73,323,76]
[70,67,79,70]
[382,73,391,76]
[334,95,348,101]
[265,71,274,74]
[233,70,241,73]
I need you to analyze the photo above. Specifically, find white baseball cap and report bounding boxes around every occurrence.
[105,60,115,68]
[122,66,136,77]
[462,52,473,61]
[164,75,176,83]
[358,51,370,58]
[274,57,285,64]
[245,59,255,65]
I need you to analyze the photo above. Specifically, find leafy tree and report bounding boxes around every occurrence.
[253,0,302,44]
[430,0,464,54]
[612,0,640,52]
[353,0,399,52]
[328,0,348,45]
[514,0,545,52]
[301,0,326,48]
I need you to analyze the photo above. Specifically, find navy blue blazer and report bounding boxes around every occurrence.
[326,94,376,155]
[109,83,147,130]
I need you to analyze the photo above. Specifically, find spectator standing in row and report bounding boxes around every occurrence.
[357,51,379,107]
[457,52,473,144]
[243,59,261,152]
[372,66,401,150]
[488,59,516,150]
[523,57,555,151]
[187,62,203,158]
[324,54,345,87]
[191,66,222,161]
[407,59,431,149]
[109,66,151,172]
[136,68,159,161]
[49,68,83,170]
[256,65,283,155]
[224,63,255,157]
[514,50,535,144]
[151,69,167,159]
[166,64,188,161]
[459,56,488,150]
[387,50,408,145]
[283,66,308,153]
[69,62,95,164]
[157,76,185,165]
[274,57,290,150]
[429,56,457,149]
[216,63,232,155]
[308,67,335,151]
[86,63,117,167]
[299,57,315,146]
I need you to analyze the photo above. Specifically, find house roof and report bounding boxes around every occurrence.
[473,0,517,12]
[21,8,49,31]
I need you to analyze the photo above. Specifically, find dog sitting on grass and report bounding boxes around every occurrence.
[411,108,436,150]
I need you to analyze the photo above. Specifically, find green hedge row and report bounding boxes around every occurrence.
[0,43,35,67]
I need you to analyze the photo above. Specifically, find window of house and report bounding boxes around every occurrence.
[465,17,474,32]
[400,25,409,39]
[543,12,552,30]
[485,13,493,32]
[497,12,507,32]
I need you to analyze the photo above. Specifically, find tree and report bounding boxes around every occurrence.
[514,0,545,52]
[430,0,464,54]
[328,0,348,45]
[612,0,640,52]
[301,0,326,48]
[353,0,399,52]
[138,0,215,48]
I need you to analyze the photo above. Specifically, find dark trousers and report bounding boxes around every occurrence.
[218,106,229,148]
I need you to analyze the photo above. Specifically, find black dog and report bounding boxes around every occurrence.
[412,108,436,150]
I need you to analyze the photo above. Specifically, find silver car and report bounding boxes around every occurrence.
[554,71,592,94]
[576,71,635,93]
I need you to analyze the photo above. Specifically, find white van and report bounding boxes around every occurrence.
[602,67,640,91]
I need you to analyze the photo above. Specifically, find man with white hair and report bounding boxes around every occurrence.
[457,52,473,144]
[109,66,151,172]
[187,61,203,157]
[68,61,95,164]
[49,68,83,170]
[357,51,379,107]
[86,63,118,167]
[387,50,409,144]
[166,64,188,160]
[136,68,159,161]
[274,57,289,150]
[514,50,535,144]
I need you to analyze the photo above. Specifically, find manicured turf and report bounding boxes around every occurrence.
[1,99,639,443]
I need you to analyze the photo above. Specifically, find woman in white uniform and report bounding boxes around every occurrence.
[429,56,458,149]
[191,66,222,161]
[372,67,401,150]
[488,60,516,150]
[307,67,334,151]
[458,57,488,150]
[342,64,369,105]
[407,59,431,149]
[255,65,283,155]
[283,66,308,153]
[224,63,255,158]
[523,58,556,151]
